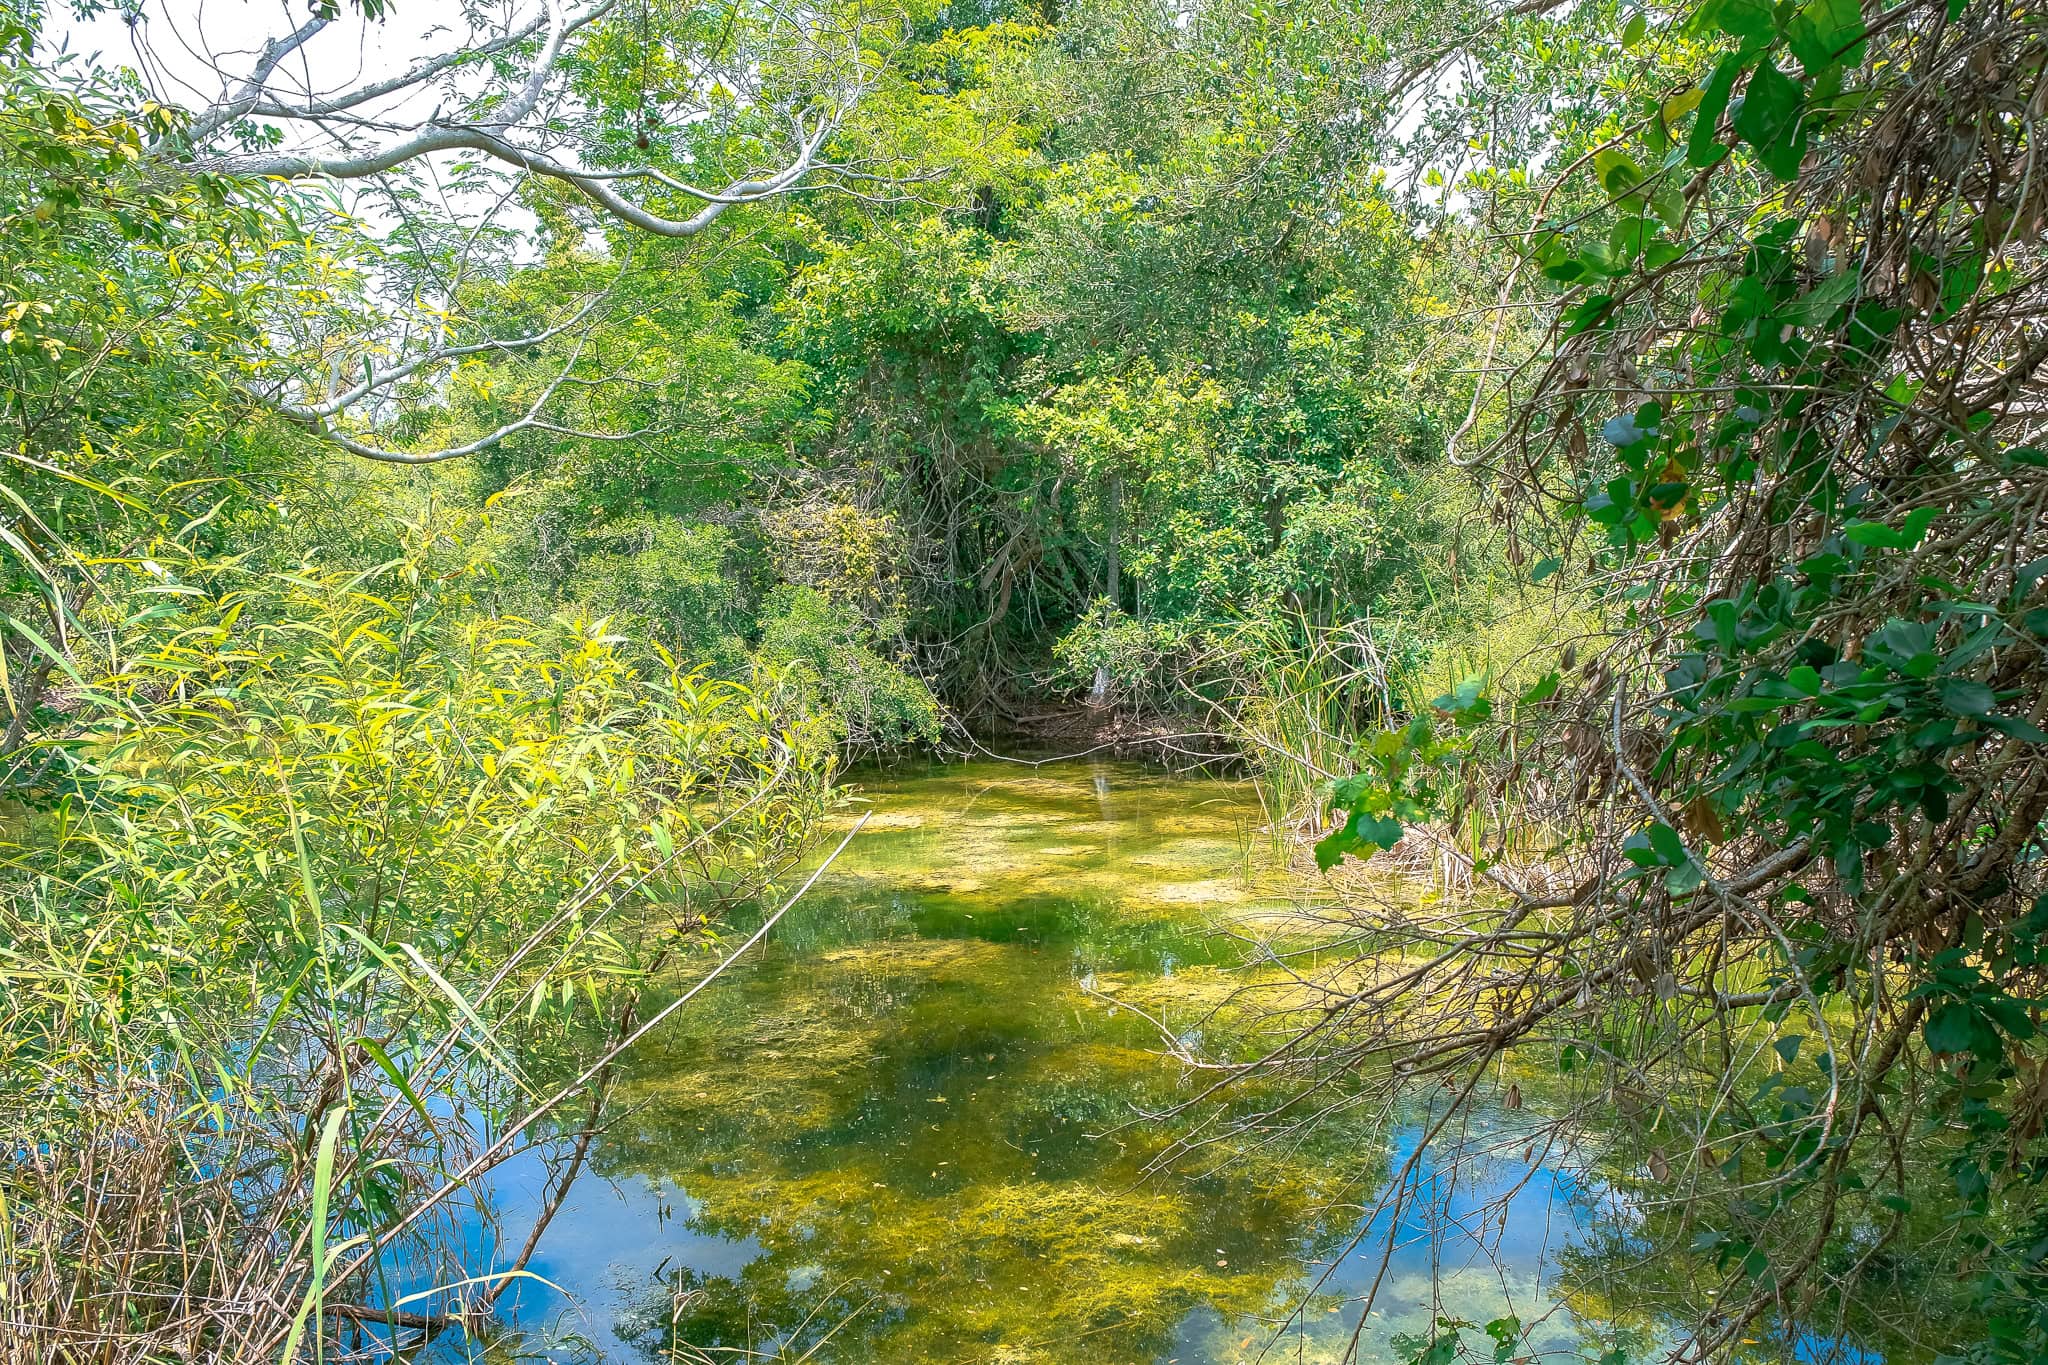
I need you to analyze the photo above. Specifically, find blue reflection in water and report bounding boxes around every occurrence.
[349,760,1897,1365]
[1162,1111,1639,1364]
[374,1143,766,1358]
[377,1110,1621,1363]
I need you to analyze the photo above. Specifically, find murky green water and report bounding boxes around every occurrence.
[433,759,1635,1364]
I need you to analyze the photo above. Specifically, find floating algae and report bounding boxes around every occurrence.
[423,759,1679,1364]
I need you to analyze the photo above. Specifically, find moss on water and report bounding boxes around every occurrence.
[472,760,1620,1365]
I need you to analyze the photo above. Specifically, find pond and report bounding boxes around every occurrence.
[416,758,1657,1364]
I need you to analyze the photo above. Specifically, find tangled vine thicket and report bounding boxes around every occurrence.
[1219,0,2048,1359]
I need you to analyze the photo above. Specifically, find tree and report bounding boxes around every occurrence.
[0,0,892,767]
[139,0,890,463]
[1291,0,2048,1357]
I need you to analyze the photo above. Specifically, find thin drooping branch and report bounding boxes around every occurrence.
[276,290,612,423]
[123,0,880,463]
[175,15,330,147]
[281,328,652,466]
[227,3,612,127]
[198,111,844,239]
[160,0,868,238]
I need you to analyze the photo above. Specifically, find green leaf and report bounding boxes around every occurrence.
[1519,670,1562,705]
[1644,240,1687,271]
[1431,674,1493,721]
[1531,555,1562,582]
[1785,270,1861,326]
[398,943,533,1094]
[1688,56,1745,167]
[278,1106,347,1365]
[1649,183,1688,228]
[2,613,84,688]
[1416,1335,1459,1365]
[1923,1003,1973,1054]
[1983,713,2048,744]
[1844,506,1937,550]
[1604,412,1652,447]
[1563,293,1618,335]
[1935,251,1986,322]
[1356,810,1404,848]
[1732,63,1808,180]
[1594,148,1644,195]
[1696,0,1775,39]
[1607,214,1654,262]
[1938,678,1995,717]
[355,1038,431,1125]
[1661,86,1704,128]
[1314,806,1405,871]
[1788,0,1866,73]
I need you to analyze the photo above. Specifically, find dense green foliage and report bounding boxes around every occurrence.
[422,6,1507,727]
[2,0,2045,1359]
[1299,0,2048,1361]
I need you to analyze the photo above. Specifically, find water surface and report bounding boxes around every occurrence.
[433,759,1636,1363]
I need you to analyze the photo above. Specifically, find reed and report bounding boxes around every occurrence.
[0,535,841,1364]
[1219,615,1406,842]
[1218,611,1573,895]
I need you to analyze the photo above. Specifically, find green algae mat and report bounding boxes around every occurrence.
[425,759,1629,1364]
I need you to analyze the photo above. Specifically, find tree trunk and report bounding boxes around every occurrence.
[1103,473,1122,608]
[1088,474,1122,708]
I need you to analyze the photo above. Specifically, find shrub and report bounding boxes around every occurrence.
[753,585,943,751]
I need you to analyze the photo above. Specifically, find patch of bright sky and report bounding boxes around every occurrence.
[51,0,492,133]
[48,0,548,249]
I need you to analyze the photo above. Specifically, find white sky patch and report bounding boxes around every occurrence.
[47,0,549,246]
[52,0,483,130]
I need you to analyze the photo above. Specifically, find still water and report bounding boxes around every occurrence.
[423,759,1639,1364]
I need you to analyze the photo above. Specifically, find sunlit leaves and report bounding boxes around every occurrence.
[1313,686,1490,872]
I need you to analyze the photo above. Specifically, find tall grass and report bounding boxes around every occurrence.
[0,518,841,1363]
[1221,609,1579,890]
[1223,616,1406,844]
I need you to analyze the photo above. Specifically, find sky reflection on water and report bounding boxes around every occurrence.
[387,760,1827,1364]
